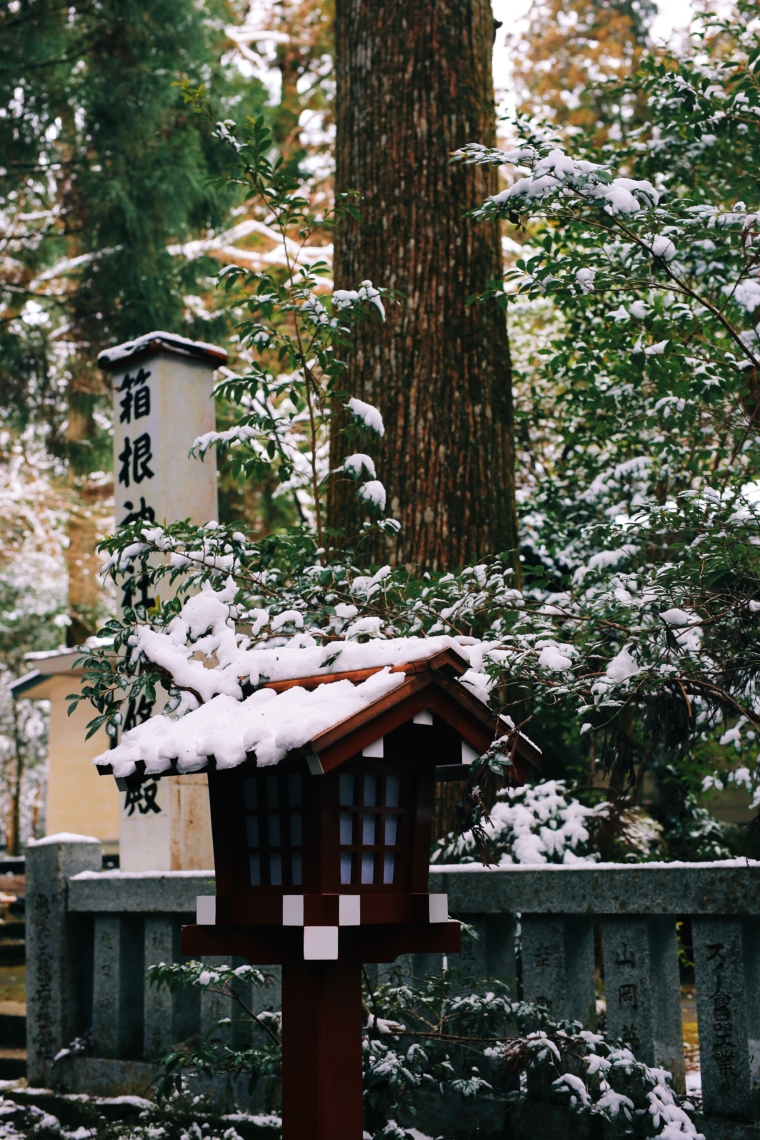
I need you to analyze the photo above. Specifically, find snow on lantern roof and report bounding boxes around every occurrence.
[93,636,542,781]
[98,330,228,370]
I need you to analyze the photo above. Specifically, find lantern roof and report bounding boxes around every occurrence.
[93,640,542,781]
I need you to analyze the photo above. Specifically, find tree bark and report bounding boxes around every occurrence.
[330,0,518,573]
[65,477,113,646]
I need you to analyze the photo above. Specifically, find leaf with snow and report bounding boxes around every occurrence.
[606,646,640,682]
[343,453,377,479]
[357,480,387,511]
[537,643,574,671]
[659,608,692,626]
[332,279,386,319]
[347,397,385,436]
[646,236,677,262]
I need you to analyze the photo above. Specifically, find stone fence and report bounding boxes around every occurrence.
[26,837,760,1134]
[430,863,760,1129]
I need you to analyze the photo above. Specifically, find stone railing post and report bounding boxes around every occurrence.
[744,916,760,1092]
[521,915,595,1026]
[411,912,516,986]
[26,833,102,1085]
[601,915,684,1092]
[144,914,204,1059]
[692,916,753,1122]
[601,916,654,1062]
[521,915,566,1015]
[92,913,144,1058]
[171,915,201,1046]
[200,956,234,1045]
[460,913,517,984]
[144,917,175,1060]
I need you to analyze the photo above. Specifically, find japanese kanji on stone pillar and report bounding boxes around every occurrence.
[98,331,227,872]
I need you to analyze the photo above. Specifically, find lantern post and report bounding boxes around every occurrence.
[97,647,541,1138]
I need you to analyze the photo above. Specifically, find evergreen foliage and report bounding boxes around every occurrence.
[171,96,394,544]
[0,0,268,453]
[143,959,700,1139]
[459,0,760,835]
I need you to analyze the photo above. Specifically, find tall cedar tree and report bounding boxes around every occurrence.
[329,0,518,573]
[510,0,656,141]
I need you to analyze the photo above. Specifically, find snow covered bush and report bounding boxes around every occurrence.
[147,961,281,1101]
[445,1,760,826]
[501,1027,702,1139]
[0,1089,280,1139]
[432,780,673,867]
[77,505,760,841]
[432,780,607,865]
[660,795,733,862]
[146,960,701,1140]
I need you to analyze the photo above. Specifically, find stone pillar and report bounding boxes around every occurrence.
[92,914,144,1058]
[26,834,102,1086]
[478,914,518,984]
[520,915,595,1027]
[417,913,516,989]
[521,916,566,1016]
[409,950,444,981]
[144,917,175,1060]
[601,917,654,1063]
[563,916,597,1028]
[692,916,753,1121]
[92,916,122,1057]
[649,916,685,1094]
[143,915,203,1058]
[602,917,682,1082]
[744,917,760,1093]
[99,332,226,873]
[171,916,201,1046]
[200,956,234,1045]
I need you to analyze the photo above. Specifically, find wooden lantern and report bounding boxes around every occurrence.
[99,645,541,1139]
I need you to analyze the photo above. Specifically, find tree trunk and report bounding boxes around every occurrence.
[63,386,113,646]
[330,0,518,573]
[65,478,113,646]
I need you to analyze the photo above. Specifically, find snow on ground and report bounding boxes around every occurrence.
[685,1072,702,1098]
[0,1088,281,1140]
